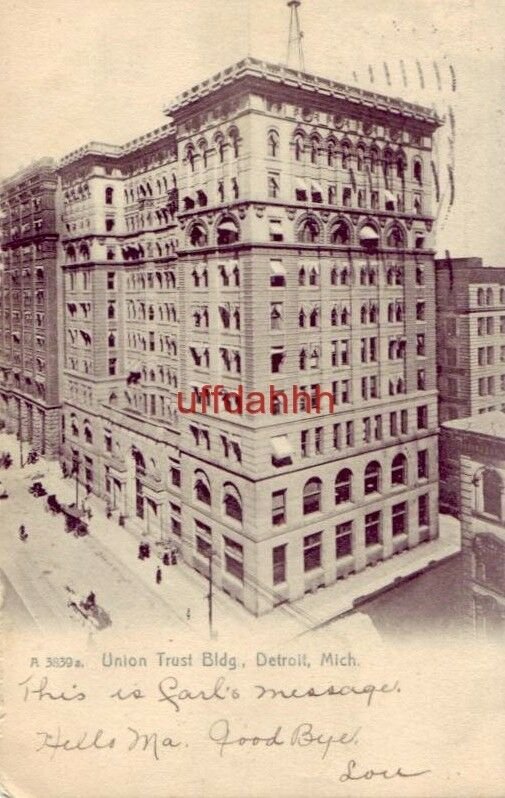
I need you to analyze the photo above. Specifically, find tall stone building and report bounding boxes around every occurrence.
[435,257,505,513]
[55,57,442,614]
[441,413,505,637]
[0,159,62,456]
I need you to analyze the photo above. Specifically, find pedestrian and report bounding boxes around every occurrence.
[171,551,177,566]
[156,566,162,585]
[162,552,170,566]
[19,524,28,541]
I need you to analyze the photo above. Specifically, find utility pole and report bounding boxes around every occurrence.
[73,452,80,507]
[18,400,24,468]
[207,549,214,639]
[286,0,305,72]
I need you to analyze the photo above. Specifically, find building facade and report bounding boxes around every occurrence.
[0,159,62,456]
[442,413,505,637]
[50,58,442,615]
[435,257,505,513]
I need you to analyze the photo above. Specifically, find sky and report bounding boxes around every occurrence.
[0,0,504,264]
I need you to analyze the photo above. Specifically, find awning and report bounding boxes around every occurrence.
[311,181,323,195]
[269,220,283,234]
[385,190,396,203]
[360,225,379,240]
[295,178,308,192]
[271,436,293,462]
[217,221,237,232]
[270,261,286,276]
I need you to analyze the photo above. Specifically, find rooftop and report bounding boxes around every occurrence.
[443,411,505,441]
[59,124,174,169]
[164,56,442,125]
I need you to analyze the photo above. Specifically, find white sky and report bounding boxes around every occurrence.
[1,0,504,264]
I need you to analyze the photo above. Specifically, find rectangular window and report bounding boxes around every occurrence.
[488,376,495,395]
[486,317,494,335]
[446,348,457,366]
[478,377,486,396]
[270,259,286,288]
[416,301,425,321]
[195,520,212,558]
[268,172,280,199]
[224,536,244,582]
[108,358,117,376]
[417,449,428,479]
[105,217,115,232]
[272,490,286,526]
[390,411,398,436]
[170,502,181,537]
[374,414,382,440]
[107,272,115,290]
[303,532,322,572]
[363,416,371,443]
[345,420,354,447]
[417,405,428,429]
[315,426,324,454]
[271,349,284,374]
[401,409,408,434]
[300,429,309,458]
[333,422,342,449]
[341,380,350,403]
[171,466,181,487]
[487,346,494,365]
[272,545,286,585]
[336,521,353,559]
[365,511,381,546]
[392,502,408,536]
[478,347,485,366]
[418,494,430,527]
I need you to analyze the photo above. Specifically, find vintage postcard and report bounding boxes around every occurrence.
[0,1,504,796]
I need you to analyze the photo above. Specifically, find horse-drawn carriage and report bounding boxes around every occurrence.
[45,495,89,536]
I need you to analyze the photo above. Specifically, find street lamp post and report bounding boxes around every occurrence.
[72,452,80,507]
[17,400,24,468]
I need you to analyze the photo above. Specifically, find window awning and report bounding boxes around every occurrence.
[270,261,286,276]
[360,225,379,240]
[217,221,237,232]
[269,220,283,234]
[384,190,396,203]
[311,181,323,195]
[295,178,308,191]
[271,436,293,461]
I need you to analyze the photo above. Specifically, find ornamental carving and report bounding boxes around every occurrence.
[286,207,297,220]
[426,220,433,232]
[237,205,247,220]
[406,218,413,230]
[255,205,265,219]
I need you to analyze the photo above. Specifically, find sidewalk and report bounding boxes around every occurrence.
[0,433,461,643]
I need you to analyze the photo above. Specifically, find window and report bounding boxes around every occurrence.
[272,545,286,584]
[315,427,324,454]
[105,217,115,232]
[417,405,428,429]
[223,484,242,522]
[303,478,322,514]
[392,502,407,535]
[336,521,353,559]
[482,469,502,517]
[170,503,181,537]
[303,532,322,572]
[194,471,211,505]
[335,468,352,505]
[170,465,181,487]
[418,494,429,527]
[107,272,115,290]
[478,347,486,366]
[418,450,428,479]
[271,348,284,374]
[195,520,212,559]
[267,130,279,157]
[270,302,283,331]
[268,173,280,198]
[416,301,425,321]
[272,490,286,526]
[105,186,114,205]
[400,409,408,434]
[391,453,407,486]
[417,369,426,390]
[416,333,426,356]
[364,461,381,494]
[365,511,381,546]
[346,420,354,446]
[333,423,342,449]
[270,260,286,287]
[374,414,383,440]
[108,358,117,376]
[446,348,457,366]
[223,536,244,582]
[486,316,494,335]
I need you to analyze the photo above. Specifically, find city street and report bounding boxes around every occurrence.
[0,432,464,644]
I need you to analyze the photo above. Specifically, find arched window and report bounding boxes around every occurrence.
[223,482,242,522]
[386,226,405,249]
[391,453,408,486]
[396,154,406,178]
[310,137,319,164]
[335,468,352,504]
[299,348,307,370]
[413,159,423,184]
[482,469,502,518]
[383,149,393,177]
[84,423,92,444]
[356,145,365,171]
[267,129,279,157]
[500,288,505,305]
[108,332,116,347]
[303,477,322,514]
[341,141,351,168]
[109,391,118,406]
[370,147,379,173]
[364,461,381,494]
[215,134,225,163]
[80,243,90,261]
[298,218,320,244]
[194,470,211,506]
[330,266,339,286]
[293,134,305,161]
[189,223,208,247]
[105,186,114,205]
[186,144,195,172]
[477,288,485,306]
[330,220,350,245]
[229,127,240,158]
[107,303,115,319]
[486,288,493,305]
[217,217,239,245]
[298,266,306,286]
[327,139,336,166]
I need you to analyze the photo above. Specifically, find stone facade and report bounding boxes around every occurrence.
[4,58,443,615]
[442,413,505,637]
[435,257,505,513]
[0,159,62,457]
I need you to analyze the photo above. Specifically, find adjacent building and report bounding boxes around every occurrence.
[436,257,505,513]
[441,412,505,637]
[0,159,62,456]
[53,57,442,614]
